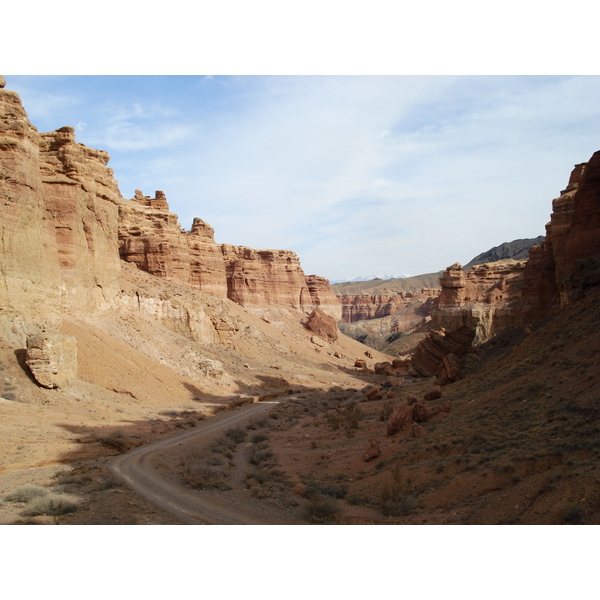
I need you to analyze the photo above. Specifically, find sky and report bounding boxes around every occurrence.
[5,74,600,281]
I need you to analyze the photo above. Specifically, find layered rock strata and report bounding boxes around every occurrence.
[119,191,342,319]
[431,260,525,343]
[338,289,437,324]
[0,86,122,344]
[521,151,600,321]
[119,193,229,299]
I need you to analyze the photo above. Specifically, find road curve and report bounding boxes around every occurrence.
[109,401,279,524]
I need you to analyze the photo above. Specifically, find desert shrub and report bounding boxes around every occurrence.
[5,484,49,503]
[347,494,370,506]
[249,447,275,466]
[251,433,269,444]
[302,498,340,524]
[98,436,128,453]
[23,494,77,516]
[225,427,247,444]
[326,405,364,432]
[306,482,348,499]
[185,464,229,490]
[380,484,417,517]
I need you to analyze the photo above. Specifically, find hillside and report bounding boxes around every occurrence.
[463,236,545,270]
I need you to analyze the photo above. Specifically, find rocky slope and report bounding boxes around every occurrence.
[463,236,544,269]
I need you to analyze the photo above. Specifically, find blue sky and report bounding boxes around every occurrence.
[6,74,600,281]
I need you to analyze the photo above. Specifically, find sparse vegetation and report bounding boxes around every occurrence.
[23,494,77,516]
[5,484,49,503]
[302,497,340,524]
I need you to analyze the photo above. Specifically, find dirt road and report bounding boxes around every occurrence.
[110,401,278,524]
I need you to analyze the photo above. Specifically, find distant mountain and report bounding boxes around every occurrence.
[330,274,410,284]
[464,236,544,270]
[331,272,442,295]
[332,236,545,296]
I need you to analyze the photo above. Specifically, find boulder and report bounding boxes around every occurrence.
[387,405,413,436]
[423,386,442,401]
[364,439,381,461]
[306,308,338,342]
[436,352,463,385]
[25,331,78,389]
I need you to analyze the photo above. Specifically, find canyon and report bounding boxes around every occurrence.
[0,76,598,525]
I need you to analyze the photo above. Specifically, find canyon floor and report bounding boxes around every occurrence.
[1,286,598,525]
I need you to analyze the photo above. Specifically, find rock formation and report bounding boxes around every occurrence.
[338,289,437,324]
[0,79,342,362]
[119,192,229,299]
[306,308,338,342]
[25,330,78,389]
[119,190,342,319]
[431,260,525,343]
[411,324,475,379]
[0,85,122,345]
[521,152,600,321]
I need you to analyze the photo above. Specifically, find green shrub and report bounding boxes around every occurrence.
[5,484,49,503]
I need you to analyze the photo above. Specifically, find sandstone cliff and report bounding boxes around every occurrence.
[0,85,122,345]
[521,152,600,321]
[431,259,525,343]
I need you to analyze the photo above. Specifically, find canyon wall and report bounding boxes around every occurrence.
[431,260,525,343]
[0,83,122,344]
[119,191,341,320]
[338,290,437,324]
[521,152,600,321]
[0,80,341,350]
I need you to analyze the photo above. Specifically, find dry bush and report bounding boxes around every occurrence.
[23,494,77,516]
[5,484,49,503]
[302,498,340,524]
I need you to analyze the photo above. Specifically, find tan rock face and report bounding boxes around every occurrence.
[305,275,342,321]
[25,331,78,389]
[119,194,342,317]
[0,88,121,343]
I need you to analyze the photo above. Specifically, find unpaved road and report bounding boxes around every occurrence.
[110,401,279,524]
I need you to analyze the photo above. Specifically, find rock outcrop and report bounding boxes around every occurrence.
[521,152,600,321]
[119,192,229,299]
[306,308,338,342]
[431,260,525,343]
[411,324,475,379]
[0,80,342,356]
[119,191,342,319]
[25,330,78,389]
[0,85,122,344]
[338,290,437,324]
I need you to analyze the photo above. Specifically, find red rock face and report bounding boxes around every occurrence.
[305,275,343,322]
[338,290,437,324]
[432,260,525,342]
[521,151,600,320]
[306,308,338,342]
[119,193,342,317]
